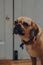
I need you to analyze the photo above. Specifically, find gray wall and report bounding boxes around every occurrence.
[23,0,43,26]
[14,0,43,59]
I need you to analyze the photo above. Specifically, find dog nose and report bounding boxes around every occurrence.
[14,23,21,30]
[15,21,18,25]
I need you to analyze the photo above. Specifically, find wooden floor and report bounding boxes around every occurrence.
[0,59,41,65]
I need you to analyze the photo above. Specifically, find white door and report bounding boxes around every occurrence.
[0,0,13,59]
[0,0,5,59]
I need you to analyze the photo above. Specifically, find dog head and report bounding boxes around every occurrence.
[13,17,39,42]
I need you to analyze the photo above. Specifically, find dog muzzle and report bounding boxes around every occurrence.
[13,24,25,35]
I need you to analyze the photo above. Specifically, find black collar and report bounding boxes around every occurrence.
[22,37,34,45]
[20,37,34,49]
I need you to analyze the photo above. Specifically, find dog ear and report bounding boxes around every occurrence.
[30,21,39,37]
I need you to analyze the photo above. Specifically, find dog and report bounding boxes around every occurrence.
[13,17,43,65]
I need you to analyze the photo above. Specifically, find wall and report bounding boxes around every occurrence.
[14,0,43,59]
[23,0,43,26]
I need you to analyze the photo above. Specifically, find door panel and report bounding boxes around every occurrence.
[0,0,5,41]
[0,0,5,59]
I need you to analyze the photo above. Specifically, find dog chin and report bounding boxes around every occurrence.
[15,31,25,35]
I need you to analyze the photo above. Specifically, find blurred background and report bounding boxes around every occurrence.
[0,0,43,60]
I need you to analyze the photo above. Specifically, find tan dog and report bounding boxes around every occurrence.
[14,17,43,65]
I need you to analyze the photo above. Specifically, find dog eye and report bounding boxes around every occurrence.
[23,22,30,27]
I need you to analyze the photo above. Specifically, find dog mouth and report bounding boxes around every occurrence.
[13,24,25,35]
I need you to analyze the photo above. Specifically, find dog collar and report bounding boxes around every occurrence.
[20,37,34,49]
